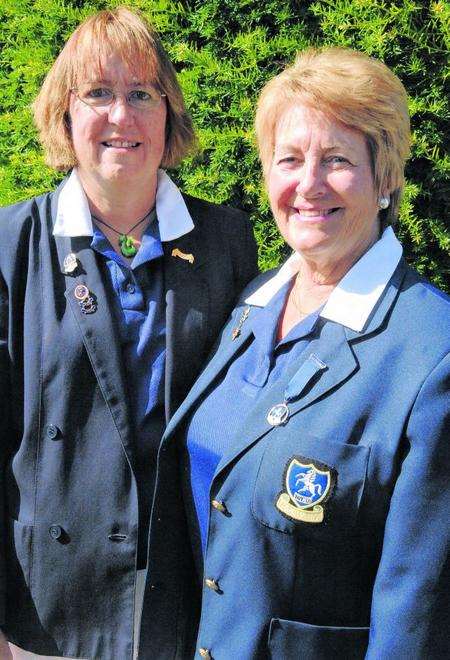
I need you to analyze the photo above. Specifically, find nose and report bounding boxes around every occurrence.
[294,160,325,198]
[107,95,134,126]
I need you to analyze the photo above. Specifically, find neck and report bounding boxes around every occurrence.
[77,168,157,238]
[291,226,380,318]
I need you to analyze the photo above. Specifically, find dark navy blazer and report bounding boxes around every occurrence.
[0,180,258,658]
[148,260,450,659]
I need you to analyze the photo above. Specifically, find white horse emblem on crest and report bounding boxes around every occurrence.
[276,457,335,523]
[295,468,323,497]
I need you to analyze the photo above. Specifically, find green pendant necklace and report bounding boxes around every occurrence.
[92,211,151,258]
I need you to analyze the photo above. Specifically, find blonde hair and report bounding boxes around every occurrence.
[33,6,195,171]
[255,47,410,225]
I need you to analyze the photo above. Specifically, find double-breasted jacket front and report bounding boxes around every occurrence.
[0,173,258,658]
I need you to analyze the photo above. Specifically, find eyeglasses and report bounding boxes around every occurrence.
[71,83,166,111]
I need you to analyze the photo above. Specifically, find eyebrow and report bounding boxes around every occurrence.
[274,142,351,152]
[83,79,151,87]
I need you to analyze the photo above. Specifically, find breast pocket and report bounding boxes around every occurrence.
[252,430,370,538]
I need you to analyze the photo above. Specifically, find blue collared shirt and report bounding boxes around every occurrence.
[182,279,322,563]
[91,212,165,568]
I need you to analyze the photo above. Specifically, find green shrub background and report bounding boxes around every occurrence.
[0,0,448,289]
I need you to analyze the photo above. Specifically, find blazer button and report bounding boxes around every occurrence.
[49,524,63,540]
[46,424,60,440]
[205,578,221,593]
[198,649,212,659]
[108,533,128,542]
[211,499,228,514]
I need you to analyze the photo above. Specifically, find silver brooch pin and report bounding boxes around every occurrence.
[63,253,79,275]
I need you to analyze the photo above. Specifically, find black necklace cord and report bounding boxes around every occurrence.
[92,209,153,258]
[92,210,152,237]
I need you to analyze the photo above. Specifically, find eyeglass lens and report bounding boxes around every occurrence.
[75,84,164,109]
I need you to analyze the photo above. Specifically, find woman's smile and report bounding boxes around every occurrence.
[101,139,141,148]
[291,206,343,221]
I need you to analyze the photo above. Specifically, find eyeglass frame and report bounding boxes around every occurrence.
[70,83,167,111]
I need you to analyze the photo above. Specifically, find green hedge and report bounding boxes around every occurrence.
[0,0,448,289]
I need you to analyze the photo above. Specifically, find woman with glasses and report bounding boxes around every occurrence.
[0,7,257,659]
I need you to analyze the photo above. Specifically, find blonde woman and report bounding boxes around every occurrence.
[149,48,449,659]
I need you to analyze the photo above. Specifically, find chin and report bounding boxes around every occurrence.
[100,164,139,183]
[286,227,335,255]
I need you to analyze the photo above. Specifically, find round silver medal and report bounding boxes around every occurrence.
[267,402,289,426]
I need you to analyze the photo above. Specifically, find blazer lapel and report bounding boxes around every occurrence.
[54,234,134,458]
[214,263,407,475]
[163,259,407,471]
[163,231,209,420]
[214,320,358,475]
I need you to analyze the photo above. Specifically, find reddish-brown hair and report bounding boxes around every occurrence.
[33,7,195,171]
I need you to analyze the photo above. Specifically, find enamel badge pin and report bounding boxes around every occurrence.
[74,284,97,314]
[171,248,194,264]
[276,456,336,523]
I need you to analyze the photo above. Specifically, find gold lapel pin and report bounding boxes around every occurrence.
[171,248,194,264]
[231,306,250,340]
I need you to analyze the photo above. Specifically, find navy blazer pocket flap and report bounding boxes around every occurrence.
[268,618,369,660]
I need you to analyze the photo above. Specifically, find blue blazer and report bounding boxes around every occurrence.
[0,180,258,658]
[147,259,450,659]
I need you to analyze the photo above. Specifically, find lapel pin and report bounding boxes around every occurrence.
[63,252,79,275]
[171,248,194,264]
[74,284,89,301]
[74,284,97,314]
[80,296,97,314]
[231,306,250,340]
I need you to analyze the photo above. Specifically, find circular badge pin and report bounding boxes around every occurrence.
[74,284,89,301]
[267,402,289,426]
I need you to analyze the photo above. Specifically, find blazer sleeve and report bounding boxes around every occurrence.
[366,352,450,659]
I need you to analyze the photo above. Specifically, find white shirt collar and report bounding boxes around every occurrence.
[245,227,403,332]
[53,168,194,241]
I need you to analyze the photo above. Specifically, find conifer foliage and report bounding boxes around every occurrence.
[0,0,448,288]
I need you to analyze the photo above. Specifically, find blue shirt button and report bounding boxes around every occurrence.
[125,282,135,294]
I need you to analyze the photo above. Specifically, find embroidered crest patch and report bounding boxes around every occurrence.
[276,456,336,523]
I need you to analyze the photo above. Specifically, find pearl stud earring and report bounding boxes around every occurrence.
[378,197,390,210]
